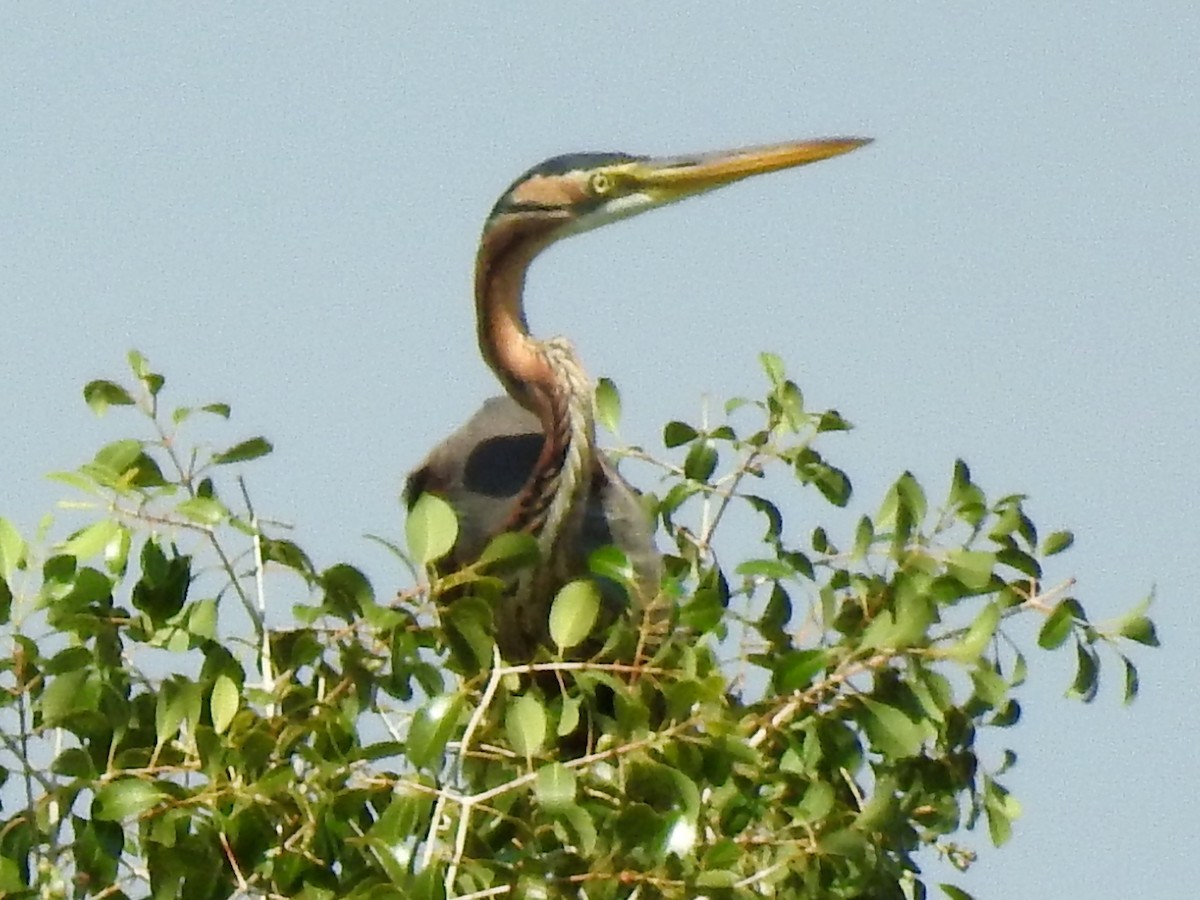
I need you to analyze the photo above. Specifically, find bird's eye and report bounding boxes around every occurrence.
[588,172,614,196]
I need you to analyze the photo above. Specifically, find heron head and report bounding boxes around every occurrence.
[484,137,872,245]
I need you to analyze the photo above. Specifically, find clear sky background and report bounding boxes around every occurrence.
[2,4,1196,897]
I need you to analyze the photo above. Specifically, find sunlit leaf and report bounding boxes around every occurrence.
[595,377,621,434]
[588,545,634,587]
[549,579,600,651]
[1119,615,1159,647]
[175,497,227,527]
[478,531,539,570]
[61,519,121,561]
[941,885,977,900]
[0,517,27,581]
[406,493,458,567]
[506,693,546,759]
[83,379,135,415]
[760,351,786,386]
[212,437,273,465]
[771,648,830,693]
[94,778,168,821]
[1037,599,1078,650]
[1122,656,1140,705]
[1067,640,1099,702]
[407,694,464,770]
[202,402,232,419]
[210,674,239,735]
[945,550,996,591]
[1042,529,1074,556]
[943,601,1000,663]
[859,697,923,757]
[557,696,581,737]
[795,780,835,822]
[983,776,1021,846]
[663,420,698,448]
[320,563,373,620]
[684,438,718,482]
[535,763,575,811]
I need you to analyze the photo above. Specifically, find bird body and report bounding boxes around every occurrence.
[407,393,659,657]
[407,136,871,661]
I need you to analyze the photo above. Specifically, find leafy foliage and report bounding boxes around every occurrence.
[0,351,1155,899]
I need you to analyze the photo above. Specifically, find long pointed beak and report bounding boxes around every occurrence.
[633,137,871,201]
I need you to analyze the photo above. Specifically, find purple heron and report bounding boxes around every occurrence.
[406,137,871,660]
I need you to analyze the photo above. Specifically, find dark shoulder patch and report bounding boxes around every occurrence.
[463,432,544,497]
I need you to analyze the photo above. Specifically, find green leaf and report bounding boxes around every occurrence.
[94,439,143,478]
[859,697,924,757]
[210,674,239,735]
[261,538,315,579]
[477,531,539,570]
[1067,640,1099,702]
[795,780,835,822]
[212,437,273,465]
[587,545,634,587]
[406,493,458,567]
[549,580,600,651]
[83,379,135,415]
[156,681,189,747]
[0,856,25,893]
[0,517,27,580]
[506,693,546,758]
[817,409,853,432]
[983,776,1021,846]
[760,351,786,386]
[736,558,795,581]
[127,348,150,378]
[945,550,996,591]
[595,377,621,434]
[61,519,121,561]
[1122,656,1140,705]
[663,420,698,448]
[407,694,464,770]
[940,885,977,900]
[943,601,1000,663]
[1120,615,1159,647]
[94,779,168,821]
[368,779,435,847]
[1038,599,1078,650]
[771,648,830,693]
[695,870,739,889]
[557,696,582,736]
[684,438,718,482]
[852,515,874,559]
[320,563,373,620]
[202,402,232,419]
[40,669,98,726]
[534,762,575,810]
[51,747,96,779]
[175,497,227,527]
[1041,529,1074,556]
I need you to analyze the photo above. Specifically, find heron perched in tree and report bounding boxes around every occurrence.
[406,136,870,661]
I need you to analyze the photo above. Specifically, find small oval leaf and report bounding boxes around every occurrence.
[549,580,601,651]
[506,693,547,758]
[406,493,458,567]
[212,437,273,465]
[535,763,576,811]
[595,377,621,434]
[210,674,239,734]
[83,380,135,415]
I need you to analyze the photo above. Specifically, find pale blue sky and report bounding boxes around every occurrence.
[2,4,1196,896]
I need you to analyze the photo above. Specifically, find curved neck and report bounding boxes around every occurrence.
[475,216,596,550]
